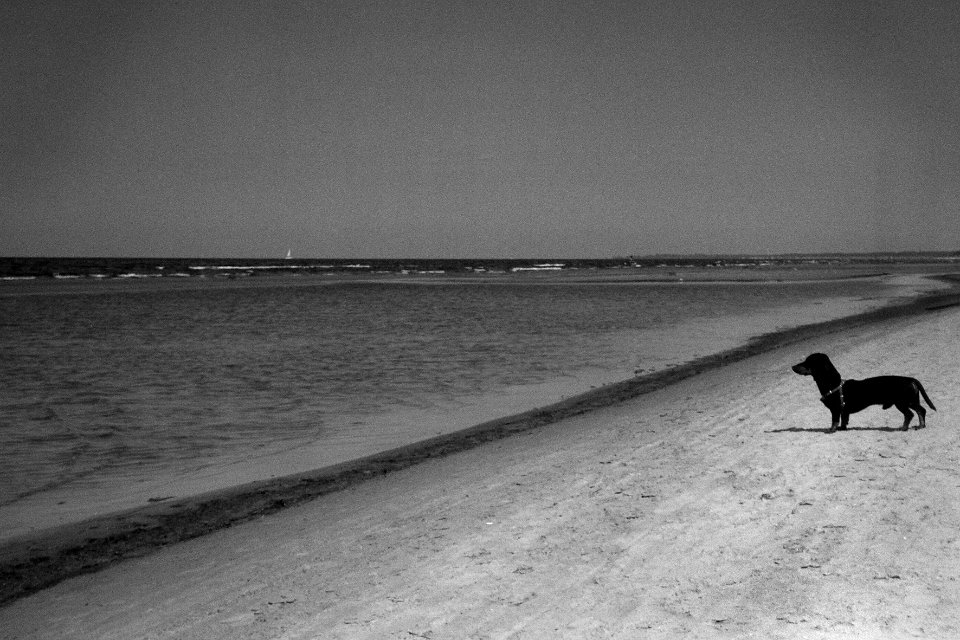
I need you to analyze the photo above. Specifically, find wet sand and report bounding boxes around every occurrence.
[1,278,959,636]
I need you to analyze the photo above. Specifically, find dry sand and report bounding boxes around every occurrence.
[3,298,960,638]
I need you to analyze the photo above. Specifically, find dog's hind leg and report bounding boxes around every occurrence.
[908,383,927,429]
[915,403,927,429]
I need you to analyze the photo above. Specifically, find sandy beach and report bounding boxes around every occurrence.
[3,288,960,638]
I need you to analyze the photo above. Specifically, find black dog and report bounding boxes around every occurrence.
[792,353,936,432]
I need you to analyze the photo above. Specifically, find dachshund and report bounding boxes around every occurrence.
[792,353,936,432]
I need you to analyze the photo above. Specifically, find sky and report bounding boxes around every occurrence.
[2,0,959,258]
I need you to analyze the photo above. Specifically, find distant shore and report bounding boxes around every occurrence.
[2,271,958,606]
[3,252,959,282]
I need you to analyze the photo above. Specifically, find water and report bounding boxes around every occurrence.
[0,269,934,537]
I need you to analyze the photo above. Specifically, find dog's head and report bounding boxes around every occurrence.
[792,352,832,376]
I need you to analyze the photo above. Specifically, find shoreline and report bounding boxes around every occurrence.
[2,276,959,606]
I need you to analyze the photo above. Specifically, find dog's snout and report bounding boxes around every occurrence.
[792,363,810,375]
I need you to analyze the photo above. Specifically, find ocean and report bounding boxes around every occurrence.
[0,257,948,539]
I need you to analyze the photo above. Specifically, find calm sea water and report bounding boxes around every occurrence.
[0,272,908,532]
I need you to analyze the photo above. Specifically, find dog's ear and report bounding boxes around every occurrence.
[806,353,830,370]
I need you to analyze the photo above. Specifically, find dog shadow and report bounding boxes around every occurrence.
[766,425,912,434]
[766,426,834,434]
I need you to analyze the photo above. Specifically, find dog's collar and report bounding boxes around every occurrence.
[821,380,846,406]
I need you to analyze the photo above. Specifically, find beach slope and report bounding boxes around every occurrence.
[3,307,960,638]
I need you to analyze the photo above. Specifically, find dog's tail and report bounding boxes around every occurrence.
[917,381,937,411]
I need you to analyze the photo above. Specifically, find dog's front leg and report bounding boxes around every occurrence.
[838,411,849,431]
[829,408,841,433]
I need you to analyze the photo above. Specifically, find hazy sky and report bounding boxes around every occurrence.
[3,1,959,258]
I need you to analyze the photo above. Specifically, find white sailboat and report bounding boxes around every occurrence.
[284,249,292,260]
